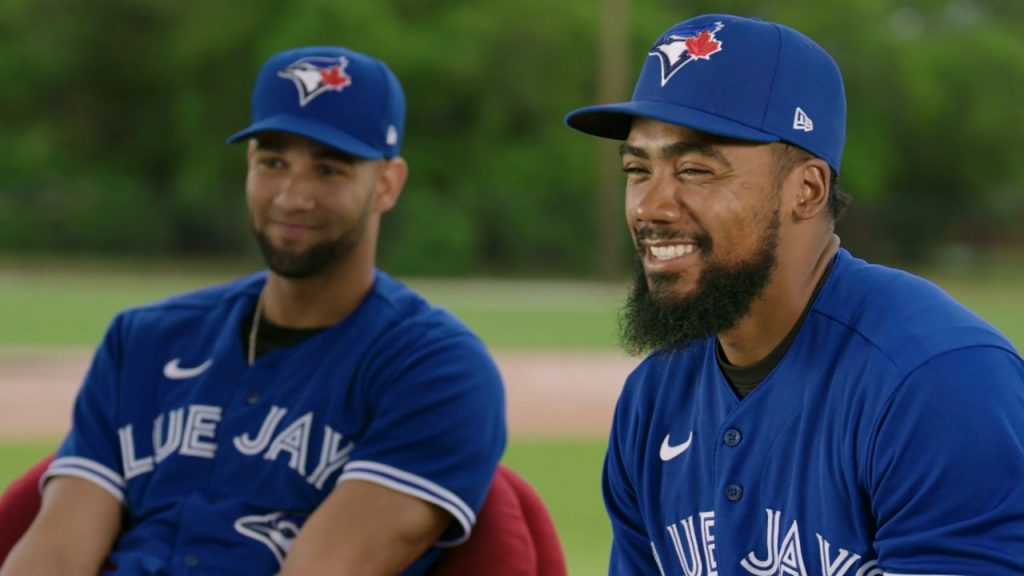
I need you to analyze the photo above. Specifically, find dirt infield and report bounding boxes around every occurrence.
[0,347,637,439]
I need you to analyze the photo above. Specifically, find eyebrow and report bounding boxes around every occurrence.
[619,140,731,167]
[254,137,361,164]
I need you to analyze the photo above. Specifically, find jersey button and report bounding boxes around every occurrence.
[725,484,744,502]
[245,392,261,405]
[723,428,742,447]
[184,554,199,567]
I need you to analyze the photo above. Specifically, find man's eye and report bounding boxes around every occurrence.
[318,164,344,176]
[679,167,711,177]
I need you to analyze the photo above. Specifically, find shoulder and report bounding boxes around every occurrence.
[623,344,714,396]
[110,273,263,336]
[809,249,1017,374]
[354,272,499,381]
[123,272,262,315]
[613,343,713,435]
[364,271,485,348]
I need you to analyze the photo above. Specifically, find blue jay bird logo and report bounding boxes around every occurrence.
[277,56,353,106]
[649,22,725,86]
[234,511,307,566]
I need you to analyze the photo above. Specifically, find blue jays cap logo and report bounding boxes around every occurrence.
[649,22,724,86]
[277,56,353,106]
[235,511,307,566]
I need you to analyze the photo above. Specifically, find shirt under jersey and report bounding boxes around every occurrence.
[717,260,834,398]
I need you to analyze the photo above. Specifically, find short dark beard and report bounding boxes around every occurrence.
[619,206,781,355]
[253,209,369,279]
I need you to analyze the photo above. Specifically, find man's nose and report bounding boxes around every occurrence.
[273,175,316,211]
[630,173,683,225]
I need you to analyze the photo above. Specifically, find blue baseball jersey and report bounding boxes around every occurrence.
[44,270,506,575]
[605,249,1024,575]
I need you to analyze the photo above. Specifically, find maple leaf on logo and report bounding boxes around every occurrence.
[320,67,351,88]
[685,30,722,60]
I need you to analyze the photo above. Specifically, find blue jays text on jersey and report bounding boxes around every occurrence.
[43,270,506,575]
[605,249,1024,575]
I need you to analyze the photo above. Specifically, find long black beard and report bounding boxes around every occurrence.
[619,208,781,355]
[253,210,369,279]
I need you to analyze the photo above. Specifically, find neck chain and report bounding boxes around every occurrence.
[247,292,263,366]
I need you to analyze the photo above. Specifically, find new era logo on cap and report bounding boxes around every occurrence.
[793,107,814,132]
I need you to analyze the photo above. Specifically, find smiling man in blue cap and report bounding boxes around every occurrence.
[2,47,506,576]
[566,13,1024,575]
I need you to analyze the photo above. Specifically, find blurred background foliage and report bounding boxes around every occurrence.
[1,0,1021,277]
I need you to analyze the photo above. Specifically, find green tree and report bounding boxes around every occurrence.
[0,0,1021,272]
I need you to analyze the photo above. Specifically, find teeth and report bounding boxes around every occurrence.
[650,244,696,260]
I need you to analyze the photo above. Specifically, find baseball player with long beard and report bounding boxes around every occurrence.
[1,46,506,576]
[565,13,1024,575]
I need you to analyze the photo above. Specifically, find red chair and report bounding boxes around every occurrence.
[432,465,567,576]
[0,456,566,575]
[0,453,51,564]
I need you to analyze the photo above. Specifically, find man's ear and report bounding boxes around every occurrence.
[374,156,408,214]
[792,158,830,221]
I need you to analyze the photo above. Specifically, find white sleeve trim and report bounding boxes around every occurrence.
[43,456,125,503]
[884,569,962,573]
[337,460,476,546]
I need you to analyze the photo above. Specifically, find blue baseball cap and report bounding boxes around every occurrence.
[565,14,846,174]
[228,46,405,159]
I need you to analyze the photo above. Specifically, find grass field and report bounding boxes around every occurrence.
[1,260,1022,350]
[503,439,611,574]
[0,439,54,489]
[0,264,626,349]
[1,257,1022,574]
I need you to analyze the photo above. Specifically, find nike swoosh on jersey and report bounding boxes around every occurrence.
[163,358,213,380]
[659,431,694,461]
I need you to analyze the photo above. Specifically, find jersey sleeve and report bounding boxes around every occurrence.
[869,345,1024,574]
[42,314,127,503]
[338,330,506,545]
[604,377,662,575]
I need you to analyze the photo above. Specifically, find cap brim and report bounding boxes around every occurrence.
[565,100,782,144]
[227,114,383,159]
